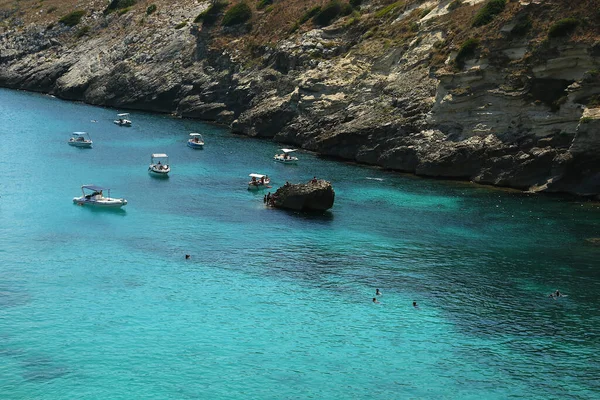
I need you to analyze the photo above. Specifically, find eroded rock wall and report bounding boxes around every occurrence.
[1,0,599,196]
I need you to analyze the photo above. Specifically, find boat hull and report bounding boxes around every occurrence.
[73,197,127,208]
[273,156,298,164]
[248,179,270,190]
[114,120,131,127]
[149,165,170,176]
[187,141,204,149]
[68,141,92,148]
[248,183,270,190]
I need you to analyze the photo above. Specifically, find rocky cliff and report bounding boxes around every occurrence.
[1,0,599,196]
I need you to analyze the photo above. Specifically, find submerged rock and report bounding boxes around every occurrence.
[585,238,600,246]
[272,179,335,211]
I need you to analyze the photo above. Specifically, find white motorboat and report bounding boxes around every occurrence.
[248,173,271,190]
[187,133,204,149]
[73,185,127,208]
[68,132,93,148]
[273,148,298,163]
[148,153,170,176]
[114,113,132,127]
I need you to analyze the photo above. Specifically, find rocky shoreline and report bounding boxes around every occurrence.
[1,0,599,197]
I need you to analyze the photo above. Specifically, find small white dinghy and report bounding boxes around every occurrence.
[114,113,132,127]
[187,133,204,149]
[148,153,170,176]
[248,173,271,190]
[273,148,298,163]
[73,185,127,208]
[67,132,93,148]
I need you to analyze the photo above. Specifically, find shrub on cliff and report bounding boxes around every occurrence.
[104,0,137,15]
[548,17,579,38]
[313,0,342,26]
[299,6,321,25]
[75,25,90,38]
[448,0,462,11]
[455,38,479,67]
[194,1,229,25]
[59,10,86,27]
[349,0,362,9]
[510,15,532,36]
[472,0,505,27]
[222,2,252,26]
[256,0,272,11]
[376,1,403,19]
[146,4,157,15]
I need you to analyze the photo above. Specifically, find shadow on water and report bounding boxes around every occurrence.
[21,355,69,382]
[277,208,334,222]
[0,285,30,308]
[148,172,170,180]
[73,204,127,216]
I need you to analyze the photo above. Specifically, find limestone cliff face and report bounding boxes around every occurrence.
[1,0,599,196]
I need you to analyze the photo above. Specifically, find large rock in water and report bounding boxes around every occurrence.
[272,179,335,211]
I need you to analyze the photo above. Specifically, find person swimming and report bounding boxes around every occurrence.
[376,289,382,296]
[413,301,418,307]
[372,298,379,304]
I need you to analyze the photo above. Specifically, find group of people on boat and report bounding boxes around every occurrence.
[155,160,168,170]
[85,190,102,200]
[251,175,268,186]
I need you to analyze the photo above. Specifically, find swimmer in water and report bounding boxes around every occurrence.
[376,289,381,296]
[413,301,418,307]
[373,298,380,304]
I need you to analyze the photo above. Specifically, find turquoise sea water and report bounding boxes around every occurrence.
[1,88,600,399]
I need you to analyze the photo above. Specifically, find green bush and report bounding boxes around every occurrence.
[448,0,462,11]
[104,0,137,15]
[289,21,300,33]
[194,1,228,24]
[256,0,272,10]
[118,7,131,15]
[472,0,505,27]
[75,25,90,38]
[376,2,402,18]
[313,0,342,26]
[175,21,187,29]
[222,2,252,26]
[548,17,579,38]
[349,0,362,8]
[455,38,479,66]
[511,15,531,36]
[59,10,86,27]
[340,2,353,16]
[587,94,600,108]
[299,6,321,24]
[146,4,157,15]
[419,8,432,18]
